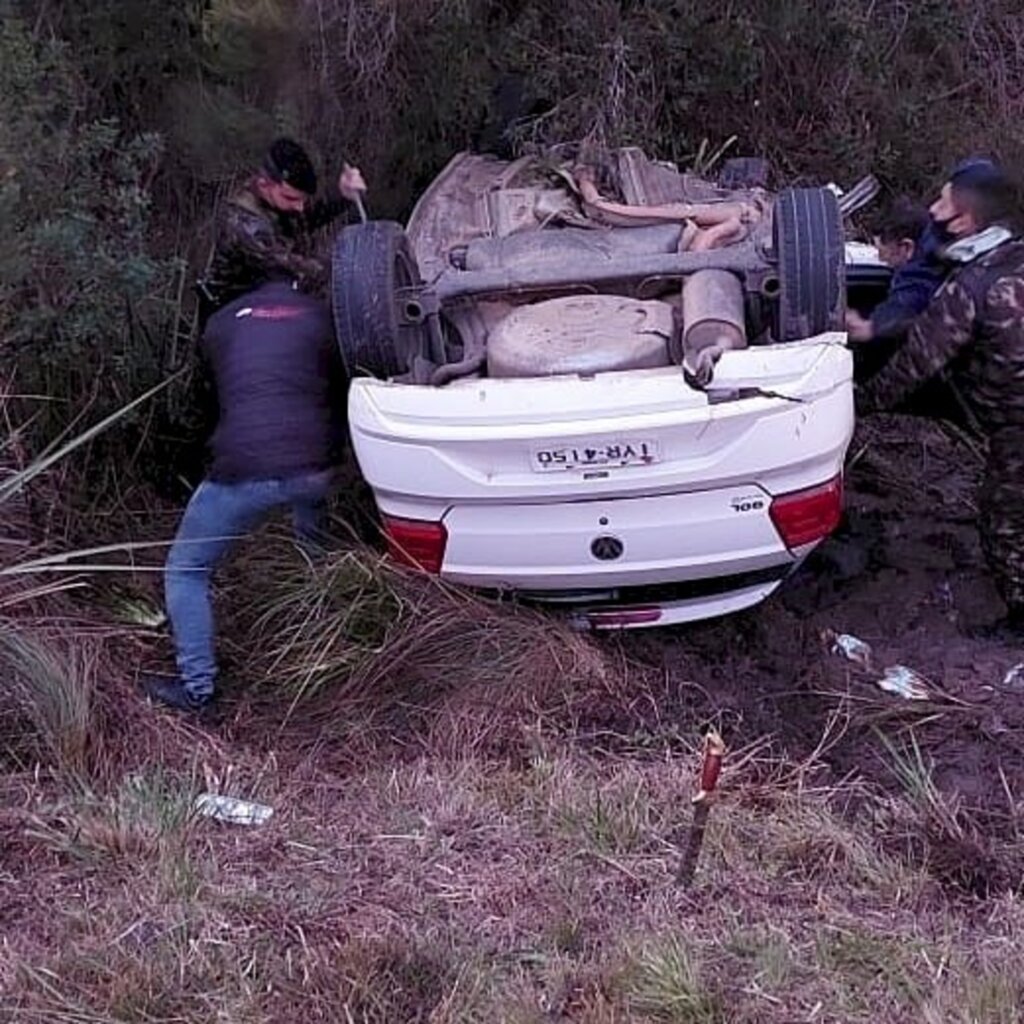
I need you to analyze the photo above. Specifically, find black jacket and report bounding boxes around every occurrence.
[869,222,948,339]
[202,281,346,481]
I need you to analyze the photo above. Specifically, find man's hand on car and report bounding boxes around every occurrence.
[339,164,367,202]
[845,309,875,343]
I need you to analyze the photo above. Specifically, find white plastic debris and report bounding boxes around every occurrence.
[826,632,934,701]
[1002,663,1024,692]
[829,633,876,672]
[877,665,929,701]
[195,793,273,826]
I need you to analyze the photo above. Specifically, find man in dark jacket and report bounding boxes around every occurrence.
[846,197,947,346]
[858,159,1024,636]
[200,137,366,312]
[143,278,346,711]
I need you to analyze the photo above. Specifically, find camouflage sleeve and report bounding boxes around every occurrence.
[858,276,977,413]
[222,206,325,287]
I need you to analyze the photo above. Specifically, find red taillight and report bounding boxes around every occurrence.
[382,516,448,574]
[769,476,843,549]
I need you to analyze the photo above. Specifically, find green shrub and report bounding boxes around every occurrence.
[0,13,180,479]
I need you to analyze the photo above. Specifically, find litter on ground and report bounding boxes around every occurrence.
[1002,663,1024,692]
[877,665,930,701]
[827,631,876,672]
[195,793,274,826]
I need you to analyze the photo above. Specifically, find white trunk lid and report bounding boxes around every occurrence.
[349,336,852,510]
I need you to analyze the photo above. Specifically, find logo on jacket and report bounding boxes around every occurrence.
[235,305,306,320]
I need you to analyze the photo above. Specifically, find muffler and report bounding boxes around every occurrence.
[676,269,747,386]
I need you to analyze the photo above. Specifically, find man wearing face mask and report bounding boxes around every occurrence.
[200,137,367,314]
[858,158,1024,637]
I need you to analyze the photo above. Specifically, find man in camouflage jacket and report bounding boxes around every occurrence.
[859,159,1024,635]
[201,137,366,312]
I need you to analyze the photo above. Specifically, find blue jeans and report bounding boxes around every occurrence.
[164,469,335,698]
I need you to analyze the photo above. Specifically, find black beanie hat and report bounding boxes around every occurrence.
[949,157,1007,192]
[262,137,317,195]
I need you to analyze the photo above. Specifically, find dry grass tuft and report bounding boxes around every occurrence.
[28,769,197,866]
[229,542,612,758]
[624,938,726,1023]
[0,622,102,782]
[6,926,473,1024]
[877,730,1022,897]
[922,964,1024,1024]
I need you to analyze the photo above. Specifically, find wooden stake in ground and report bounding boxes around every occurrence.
[677,728,727,887]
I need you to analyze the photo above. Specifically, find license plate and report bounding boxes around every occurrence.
[532,440,659,472]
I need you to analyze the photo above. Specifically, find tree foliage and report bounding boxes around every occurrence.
[4,0,1024,495]
[0,13,180,452]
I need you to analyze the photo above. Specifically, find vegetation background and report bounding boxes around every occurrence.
[3,0,1024,487]
[4,4,1024,1021]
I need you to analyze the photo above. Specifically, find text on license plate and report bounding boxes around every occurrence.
[532,440,659,472]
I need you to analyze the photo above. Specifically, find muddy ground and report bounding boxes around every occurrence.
[619,414,1024,824]
[226,412,1024,827]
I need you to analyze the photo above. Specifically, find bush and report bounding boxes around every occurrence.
[0,13,181,483]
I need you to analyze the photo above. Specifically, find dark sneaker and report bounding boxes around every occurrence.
[140,672,213,714]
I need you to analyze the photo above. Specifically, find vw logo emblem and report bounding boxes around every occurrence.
[591,535,624,561]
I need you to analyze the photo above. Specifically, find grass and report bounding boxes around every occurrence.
[877,729,964,842]
[553,770,659,855]
[28,769,197,862]
[0,622,99,781]
[6,743,1024,1023]
[0,382,187,788]
[735,790,931,903]
[3,399,1024,1022]
[724,930,795,991]
[814,926,926,1013]
[25,769,203,912]
[624,938,726,1023]
[875,729,1017,897]
[242,548,403,701]
[4,535,1021,1022]
[227,540,609,762]
[923,967,1024,1024]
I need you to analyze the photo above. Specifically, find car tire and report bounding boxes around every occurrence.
[331,220,425,378]
[771,188,845,342]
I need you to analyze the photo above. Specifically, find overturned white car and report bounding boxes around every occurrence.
[331,147,887,628]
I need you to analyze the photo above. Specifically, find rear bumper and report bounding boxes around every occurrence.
[564,565,794,630]
[437,485,796,591]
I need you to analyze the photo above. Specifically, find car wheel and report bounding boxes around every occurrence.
[331,221,426,378]
[771,188,845,342]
